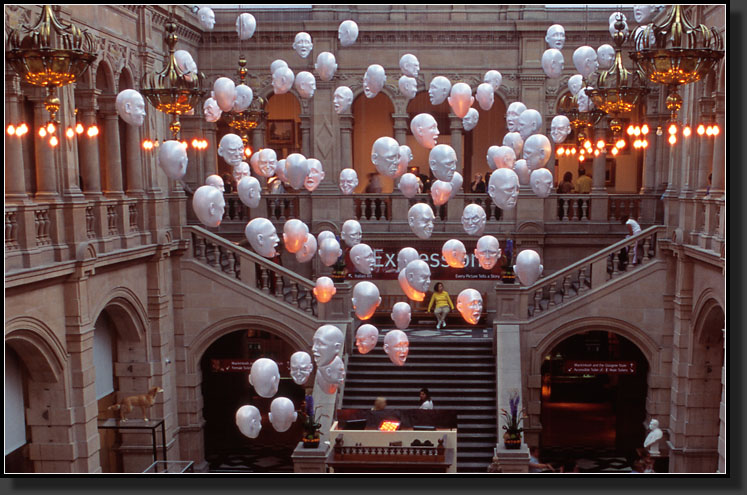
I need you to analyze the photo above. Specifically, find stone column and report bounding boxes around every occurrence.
[300,114,312,158]
[99,97,124,198]
[392,113,409,146]
[449,115,464,166]
[251,121,265,154]
[124,122,144,196]
[76,90,103,196]
[31,93,59,199]
[339,113,354,168]
[5,75,28,202]
[709,91,725,197]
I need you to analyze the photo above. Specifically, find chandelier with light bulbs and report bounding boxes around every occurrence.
[221,55,268,147]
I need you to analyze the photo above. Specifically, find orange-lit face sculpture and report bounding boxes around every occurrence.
[313,276,336,303]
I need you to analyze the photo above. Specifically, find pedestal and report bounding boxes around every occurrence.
[493,442,530,473]
[292,441,329,473]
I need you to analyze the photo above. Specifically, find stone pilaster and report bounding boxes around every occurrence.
[5,74,28,203]
[76,90,103,197]
[98,97,124,198]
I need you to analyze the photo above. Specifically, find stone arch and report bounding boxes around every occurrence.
[92,287,149,344]
[692,288,724,334]
[95,60,116,94]
[312,220,339,236]
[5,316,67,383]
[118,67,135,91]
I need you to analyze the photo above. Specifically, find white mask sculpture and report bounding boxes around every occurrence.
[405,259,432,293]
[313,276,336,304]
[371,137,401,178]
[355,324,379,354]
[232,84,253,112]
[398,173,420,199]
[545,24,566,49]
[213,77,237,112]
[341,219,362,247]
[205,174,225,192]
[428,76,451,105]
[399,53,420,78]
[248,358,280,398]
[503,132,524,158]
[513,159,531,186]
[238,176,261,208]
[192,185,226,228]
[505,102,527,133]
[450,172,463,200]
[254,148,277,178]
[398,75,418,100]
[290,351,314,385]
[486,146,500,171]
[442,239,468,268]
[577,86,594,112]
[333,86,353,114]
[115,89,146,126]
[514,249,544,286]
[294,71,317,99]
[295,233,318,263]
[233,161,251,183]
[609,12,629,39]
[285,153,309,190]
[408,203,435,239]
[338,20,359,46]
[475,235,501,270]
[197,6,215,30]
[492,145,517,170]
[542,48,565,79]
[317,229,335,244]
[573,46,599,79]
[430,180,452,207]
[352,281,381,320]
[476,83,495,111]
[397,145,414,178]
[218,133,244,168]
[312,324,344,367]
[236,405,262,439]
[643,418,663,455]
[203,97,222,123]
[399,269,424,302]
[283,219,310,254]
[316,356,346,395]
[484,70,503,91]
[530,168,554,198]
[363,64,386,99]
[235,13,256,40]
[250,149,261,173]
[429,144,458,182]
[391,302,412,330]
[633,5,657,24]
[158,140,188,180]
[269,397,297,432]
[489,168,520,210]
[457,289,483,325]
[462,108,480,132]
[304,158,325,192]
[568,74,584,96]
[397,247,420,273]
[339,168,359,195]
[384,330,409,366]
[523,134,552,171]
[315,52,337,82]
[462,203,487,236]
[293,32,313,58]
[245,217,280,258]
[597,44,616,70]
[448,82,475,119]
[410,113,440,149]
[274,158,287,186]
[350,243,376,275]
[318,237,343,267]
[550,115,572,144]
[517,109,543,141]
[272,67,295,95]
[270,59,288,75]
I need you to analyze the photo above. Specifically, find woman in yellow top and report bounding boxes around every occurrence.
[427,282,454,329]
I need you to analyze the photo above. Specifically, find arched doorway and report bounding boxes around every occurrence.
[352,91,395,193]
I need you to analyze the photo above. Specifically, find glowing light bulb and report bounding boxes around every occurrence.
[712,125,720,136]
[66,127,75,138]
[244,147,252,157]
[142,140,153,150]
[683,126,691,138]
[565,148,571,156]
[76,123,84,134]
[154,140,160,147]
[668,135,677,145]
[597,140,605,149]
[668,124,677,135]
[39,127,47,138]
[578,154,585,162]
[627,125,635,136]
[611,147,619,156]
[642,139,649,149]
[47,123,56,134]
[633,140,640,149]
[49,135,59,147]
[594,149,600,157]
[584,140,592,150]
[556,147,564,156]
[697,124,705,136]
[570,148,576,155]
[656,127,663,136]
[616,139,625,149]
[17,123,28,136]
[7,124,16,136]
[86,126,97,137]
[634,127,641,137]
[641,124,649,135]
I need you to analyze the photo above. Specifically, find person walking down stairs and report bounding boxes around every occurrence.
[427,282,454,329]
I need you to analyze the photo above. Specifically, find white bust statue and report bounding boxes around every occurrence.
[488,168,520,210]
[530,168,554,198]
[408,203,435,239]
[293,32,313,58]
[523,134,552,171]
[442,239,468,268]
[577,86,594,112]
[363,64,386,99]
[290,351,314,385]
[399,269,424,302]
[272,67,295,95]
[248,358,280,398]
[232,84,253,112]
[449,172,463,199]
[399,75,418,100]
[338,20,359,46]
[233,161,250,183]
[236,405,261,439]
[383,330,409,366]
[352,281,381,320]
[205,174,224,192]
[405,259,431,293]
[294,71,317,99]
[462,203,487,236]
[318,237,343,267]
[503,132,524,158]
[597,44,616,70]
[350,243,376,275]
[643,418,663,455]
[517,109,543,141]
[397,247,420,273]
[316,356,346,395]
[397,145,414,178]
[341,219,362,247]
[568,74,584,96]
[304,158,325,192]
[475,235,501,270]
[456,288,483,325]
[203,97,222,123]
[542,48,565,79]
[513,159,530,186]
[633,5,657,24]
[448,82,474,119]
[158,140,188,180]
[476,83,495,111]
[410,113,440,149]
[573,46,599,79]
[391,302,412,330]
[430,180,452,207]
[237,176,261,208]
[218,133,244,167]
[551,115,572,144]
[462,108,479,132]
[399,53,420,78]
[115,89,146,126]
[270,59,288,74]
[254,148,277,177]
[545,24,566,49]
[505,102,527,133]
[313,276,336,304]
[315,51,337,82]
[283,219,309,254]
[514,249,544,285]
[192,185,225,228]
[492,145,517,170]
[197,6,215,31]
[333,86,354,114]
[285,153,309,190]
[372,137,401,178]
[429,144,457,182]
[484,70,503,91]
[235,13,256,40]
[355,324,379,354]
[245,217,279,258]
[213,77,237,112]
[269,397,297,432]
[295,233,317,263]
[339,168,359,195]
[398,173,420,199]
[428,76,451,105]
[312,324,344,367]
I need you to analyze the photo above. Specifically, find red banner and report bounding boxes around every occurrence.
[563,360,637,374]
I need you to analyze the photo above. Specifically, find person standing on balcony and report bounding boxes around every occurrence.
[427,282,454,329]
[419,387,434,409]
[470,173,486,193]
[557,171,574,193]
[365,172,383,193]
[575,168,592,193]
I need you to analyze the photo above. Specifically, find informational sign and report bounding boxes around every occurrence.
[210,359,253,372]
[563,360,637,374]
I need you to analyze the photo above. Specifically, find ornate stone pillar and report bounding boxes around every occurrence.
[300,114,311,158]
[30,92,58,199]
[709,91,725,197]
[98,97,124,198]
[392,112,409,146]
[76,90,102,196]
[339,113,354,168]
[124,121,144,196]
[5,75,28,202]
[591,147,606,192]
[449,114,464,168]
[251,121,265,154]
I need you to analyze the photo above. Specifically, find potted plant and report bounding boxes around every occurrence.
[300,395,325,448]
[500,389,526,449]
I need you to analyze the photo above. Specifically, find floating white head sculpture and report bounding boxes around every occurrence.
[355,324,379,354]
[317,230,335,244]
[248,358,280,398]
[285,153,309,190]
[383,330,409,366]
[484,70,503,91]
[408,203,435,239]
[250,150,261,175]
[475,235,501,270]
[363,64,386,99]
[485,145,500,170]
[213,77,237,112]
[428,76,451,105]
[530,168,554,198]
[352,281,381,320]
[517,109,543,141]
[350,243,376,275]
[568,74,584,96]
[218,133,244,167]
[333,86,354,114]
[550,115,572,144]
[430,180,452,206]
[158,140,188,180]
[339,168,359,195]
[397,145,414,178]
[341,219,362,247]
[254,148,277,178]
[203,97,222,123]
[233,84,253,112]
[450,172,463,200]
[577,86,594,112]
[489,168,520,210]
[272,67,295,95]
[399,53,420,78]
[198,6,215,30]
[429,144,458,182]
[545,24,566,49]
[405,259,432,293]
[391,302,412,330]
[312,324,344,367]
[371,137,401,177]
[273,158,287,185]
[270,59,288,74]
[503,132,524,158]
[398,173,420,198]
[462,108,480,132]
[236,405,262,439]
[318,237,343,267]
[573,46,599,79]
[290,351,314,385]
[513,159,530,186]
[316,355,346,394]
[398,75,418,100]
[295,233,318,263]
[442,239,468,268]
[514,249,543,285]
[506,102,527,133]
[237,176,261,209]
[315,52,337,82]
[304,158,325,192]
[205,174,225,192]
[523,134,552,171]
[597,44,616,70]
[633,5,657,24]
[398,270,424,302]
[269,397,297,432]
[233,161,250,183]
[283,219,310,254]
[338,19,359,46]
[115,89,146,126]
[492,145,517,170]
[457,289,483,325]
[542,48,565,79]
[397,247,419,273]
[293,32,313,58]
[410,113,440,149]
[313,276,337,304]
[245,217,279,258]
[192,185,225,228]
[609,11,628,31]
[462,203,487,236]
[476,83,495,111]
[294,71,317,99]
[448,83,475,119]
[235,13,256,40]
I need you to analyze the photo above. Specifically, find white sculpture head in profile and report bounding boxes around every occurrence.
[205,174,225,192]
[293,32,313,58]
[397,247,419,273]
[505,102,527,133]
[235,13,256,40]
[408,203,435,239]
[317,230,336,245]
[488,168,520,210]
[313,276,336,304]
[248,358,280,398]
[115,89,146,126]
[399,75,418,100]
[318,237,343,267]
[492,145,517,170]
[542,48,565,79]
[430,180,452,207]
[339,168,359,195]
[448,82,474,119]
[192,185,225,228]
[175,49,198,82]
[513,159,530,186]
[245,217,280,258]
[333,86,353,114]
[236,405,261,439]
[428,76,451,105]
[290,351,314,385]
[517,109,543,141]
[457,288,483,325]
[283,219,309,254]
[203,97,222,123]
[397,145,414,178]
[442,239,468,268]
[341,219,362,247]
[270,59,288,74]
[269,397,297,432]
[383,330,409,366]
[514,249,543,285]
[523,134,552,171]
[633,5,657,24]
[218,133,244,168]
[609,12,629,39]
[371,137,401,178]
[272,67,295,95]
[316,356,346,395]
[503,132,524,158]
[254,148,277,177]
[314,52,337,82]
[461,203,487,236]
[350,243,376,275]
[484,70,503,91]
[363,64,386,99]
[338,20,359,46]
[545,24,566,49]
[294,71,317,99]
[232,84,253,112]
[213,77,236,112]
[233,161,250,183]
[295,233,318,263]
[476,83,495,111]
[398,173,420,199]
[530,168,554,198]
[429,144,457,182]
[462,108,479,132]
[304,158,325,192]
[550,115,572,144]
[355,324,379,354]
[643,418,663,455]
[391,302,412,330]
[312,324,344,367]
[198,6,215,30]
[405,259,431,293]
[399,53,420,78]
[399,268,424,302]
[475,235,501,270]
[449,172,463,200]
[568,74,584,96]
[577,86,594,112]
[285,153,309,190]
[573,45,599,79]
[410,113,440,149]
[158,140,188,180]
[352,281,381,320]
[597,44,616,70]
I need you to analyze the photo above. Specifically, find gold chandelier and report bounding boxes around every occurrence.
[221,55,268,147]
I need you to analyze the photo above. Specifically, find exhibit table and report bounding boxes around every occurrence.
[97,418,167,465]
[142,460,194,473]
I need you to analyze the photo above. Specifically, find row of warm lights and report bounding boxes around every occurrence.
[7,122,99,147]
[142,138,210,151]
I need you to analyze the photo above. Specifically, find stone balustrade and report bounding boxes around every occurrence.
[608,194,643,223]
[554,194,591,222]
